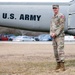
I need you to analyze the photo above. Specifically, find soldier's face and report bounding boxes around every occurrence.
[53,8,59,14]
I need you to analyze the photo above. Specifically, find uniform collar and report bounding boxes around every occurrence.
[54,13,59,18]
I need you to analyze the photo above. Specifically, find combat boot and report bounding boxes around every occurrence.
[60,62,65,71]
[55,62,60,72]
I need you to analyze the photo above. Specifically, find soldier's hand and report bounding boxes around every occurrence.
[51,33,56,38]
[50,33,53,38]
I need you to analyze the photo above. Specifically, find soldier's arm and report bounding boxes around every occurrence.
[50,20,53,36]
[55,15,65,36]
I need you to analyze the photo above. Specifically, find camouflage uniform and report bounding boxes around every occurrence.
[50,13,65,63]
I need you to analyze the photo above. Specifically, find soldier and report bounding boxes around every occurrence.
[50,5,65,72]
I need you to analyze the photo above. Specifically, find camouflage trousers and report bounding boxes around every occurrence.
[52,36,65,62]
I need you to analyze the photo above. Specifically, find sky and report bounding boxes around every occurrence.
[0,0,72,2]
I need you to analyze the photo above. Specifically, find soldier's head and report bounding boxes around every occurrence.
[52,5,59,15]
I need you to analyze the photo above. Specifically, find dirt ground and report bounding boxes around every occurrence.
[0,42,75,75]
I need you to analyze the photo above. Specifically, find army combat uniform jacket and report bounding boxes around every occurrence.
[50,13,65,37]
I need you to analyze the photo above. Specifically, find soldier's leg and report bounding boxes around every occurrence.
[57,37,65,62]
[57,37,65,71]
[52,38,60,71]
[52,38,59,62]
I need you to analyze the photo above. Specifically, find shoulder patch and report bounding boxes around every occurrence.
[60,15,65,19]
